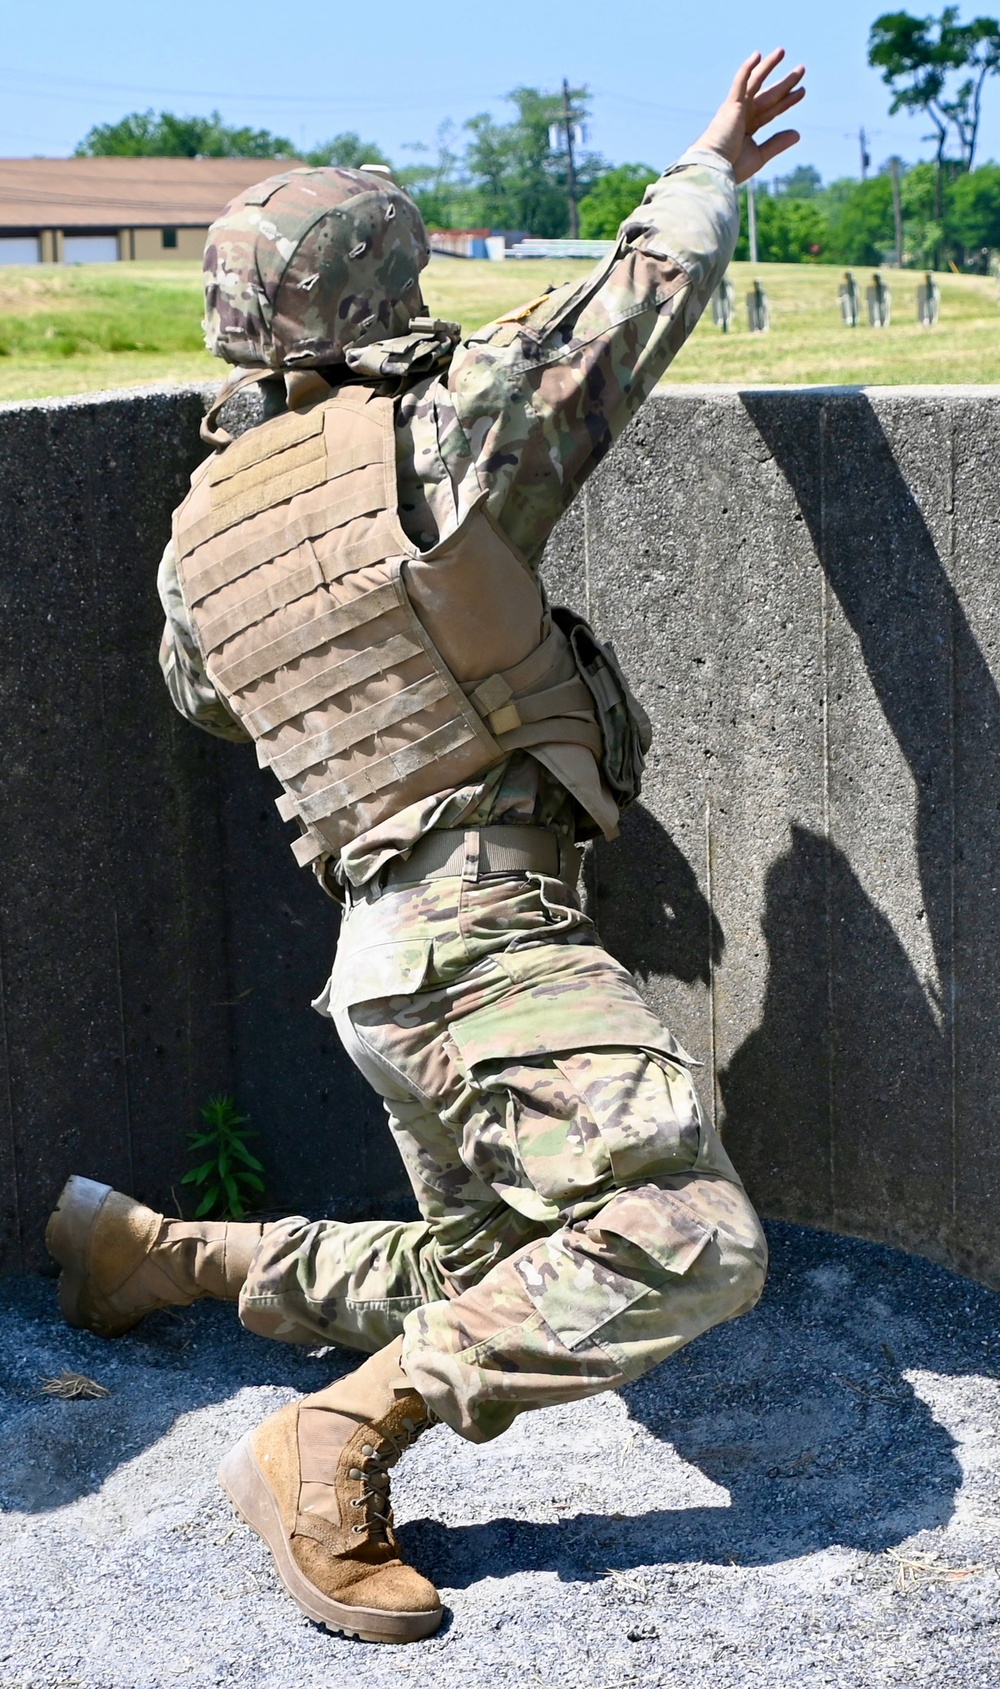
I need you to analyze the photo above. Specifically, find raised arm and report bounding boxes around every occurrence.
[443,49,805,567]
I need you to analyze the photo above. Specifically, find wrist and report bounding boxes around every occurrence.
[680,144,737,179]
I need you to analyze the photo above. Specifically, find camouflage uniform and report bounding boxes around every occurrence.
[160,149,767,1444]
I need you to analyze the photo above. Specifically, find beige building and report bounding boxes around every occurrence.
[0,156,289,263]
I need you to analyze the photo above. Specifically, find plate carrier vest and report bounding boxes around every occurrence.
[173,383,625,868]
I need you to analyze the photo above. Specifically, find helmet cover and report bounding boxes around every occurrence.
[203,166,430,369]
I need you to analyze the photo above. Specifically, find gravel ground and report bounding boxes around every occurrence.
[2,1221,999,1689]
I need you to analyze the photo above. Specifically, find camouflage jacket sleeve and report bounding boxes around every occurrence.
[157,538,251,742]
[439,147,738,566]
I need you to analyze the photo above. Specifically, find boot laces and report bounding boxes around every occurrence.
[348,1411,434,1538]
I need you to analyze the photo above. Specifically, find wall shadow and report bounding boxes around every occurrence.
[719,390,1000,1277]
[587,802,723,987]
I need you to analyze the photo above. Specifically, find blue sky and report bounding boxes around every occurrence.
[5,0,1000,185]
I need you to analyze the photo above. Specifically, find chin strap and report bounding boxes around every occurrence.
[200,366,282,448]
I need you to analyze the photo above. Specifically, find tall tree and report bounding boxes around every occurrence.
[869,9,1000,224]
[463,86,605,237]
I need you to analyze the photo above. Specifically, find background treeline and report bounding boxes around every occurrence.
[77,78,1000,266]
[733,160,1000,270]
[77,89,609,242]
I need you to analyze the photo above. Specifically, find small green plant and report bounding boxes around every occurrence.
[182,1093,265,1219]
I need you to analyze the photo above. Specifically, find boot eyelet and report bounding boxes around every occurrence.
[351,1523,366,1533]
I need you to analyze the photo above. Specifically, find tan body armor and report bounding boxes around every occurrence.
[173,385,621,868]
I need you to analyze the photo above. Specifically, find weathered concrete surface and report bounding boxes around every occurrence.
[2,383,1000,1290]
[544,385,1000,1291]
[0,386,396,1276]
[2,1224,999,1688]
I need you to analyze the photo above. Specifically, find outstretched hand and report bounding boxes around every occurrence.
[694,50,805,184]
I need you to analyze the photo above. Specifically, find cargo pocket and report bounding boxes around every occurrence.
[551,1048,704,1186]
[591,1183,714,1277]
[510,1182,714,1359]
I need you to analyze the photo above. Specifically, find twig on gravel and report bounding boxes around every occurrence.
[886,1549,985,1594]
[603,1568,651,1599]
[38,1369,110,1400]
[834,1372,908,1404]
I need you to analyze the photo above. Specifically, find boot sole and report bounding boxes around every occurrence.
[44,1175,140,1336]
[217,1433,442,1644]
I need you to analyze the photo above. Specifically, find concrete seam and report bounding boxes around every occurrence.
[0,908,22,1270]
[948,416,958,1223]
[84,411,136,1195]
[704,787,718,1133]
[820,402,836,1223]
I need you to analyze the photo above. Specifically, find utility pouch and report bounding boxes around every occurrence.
[551,605,652,810]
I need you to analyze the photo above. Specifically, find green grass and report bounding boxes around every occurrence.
[0,255,997,401]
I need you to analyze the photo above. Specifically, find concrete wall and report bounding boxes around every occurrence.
[2,383,999,1287]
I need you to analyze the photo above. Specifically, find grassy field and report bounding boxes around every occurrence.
[0,255,998,402]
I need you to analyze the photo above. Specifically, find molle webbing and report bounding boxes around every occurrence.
[172,384,608,865]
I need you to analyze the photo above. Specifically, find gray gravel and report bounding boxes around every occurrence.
[2,1222,999,1689]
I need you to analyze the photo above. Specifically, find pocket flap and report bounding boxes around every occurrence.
[319,937,432,1014]
[448,943,696,1071]
[594,1184,714,1277]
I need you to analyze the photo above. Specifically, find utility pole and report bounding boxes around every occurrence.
[747,178,758,265]
[562,78,579,239]
[890,157,904,267]
[860,126,871,181]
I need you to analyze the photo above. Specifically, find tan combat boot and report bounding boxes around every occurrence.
[45,1174,268,1338]
[218,1336,442,1643]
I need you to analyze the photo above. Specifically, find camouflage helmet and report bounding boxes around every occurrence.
[203,165,430,370]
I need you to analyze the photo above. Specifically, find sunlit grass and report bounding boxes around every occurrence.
[0,255,997,401]
[673,261,1000,386]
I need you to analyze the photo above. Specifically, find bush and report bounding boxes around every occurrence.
[579,165,658,238]
[735,191,829,262]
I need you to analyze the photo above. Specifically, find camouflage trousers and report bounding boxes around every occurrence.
[239,861,767,1443]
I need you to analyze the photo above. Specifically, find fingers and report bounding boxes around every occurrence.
[749,84,806,135]
[746,47,786,100]
[754,129,802,170]
[753,66,806,117]
[730,52,762,103]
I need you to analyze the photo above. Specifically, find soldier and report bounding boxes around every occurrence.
[46,50,805,1644]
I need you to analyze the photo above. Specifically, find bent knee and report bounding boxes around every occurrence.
[708,1185,768,1320]
[719,1228,768,1318]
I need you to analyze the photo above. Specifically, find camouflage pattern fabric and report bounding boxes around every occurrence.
[202,165,430,370]
[159,148,738,888]
[239,870,767,1442]
[166,148,765,1445]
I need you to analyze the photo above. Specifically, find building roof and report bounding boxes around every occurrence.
[0,156,291,229]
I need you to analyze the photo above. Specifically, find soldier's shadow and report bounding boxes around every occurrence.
[402,1221,972,1584]
[583,801,723,988]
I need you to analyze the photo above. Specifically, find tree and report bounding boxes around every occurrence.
[950,159,1000,255]
[733,190,829,262]
[578,164,658,238]
[773,163,823,199]
[869,9,1000,219]
[303,133,390,169]
[821,173,896,264]
[463,86,606,236]
[400,124,472,228]
[76,109,297,158]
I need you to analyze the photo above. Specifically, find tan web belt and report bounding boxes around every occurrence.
[356,825,581,902]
